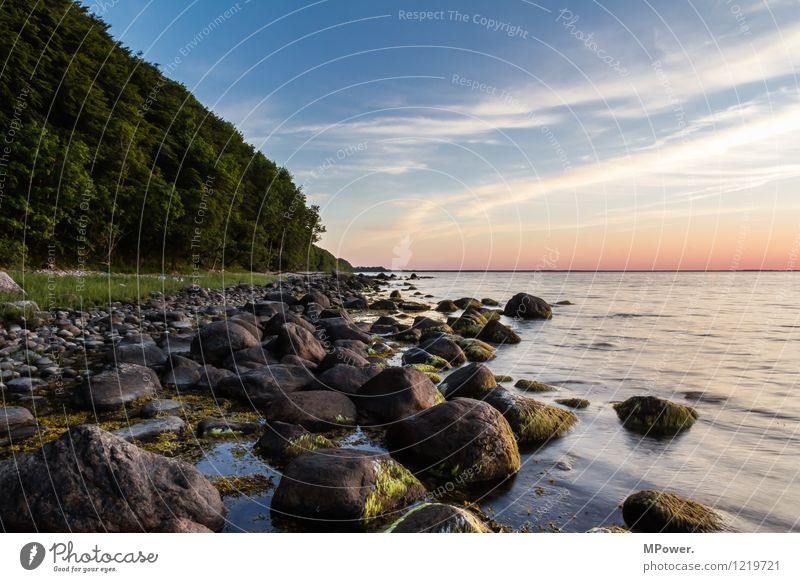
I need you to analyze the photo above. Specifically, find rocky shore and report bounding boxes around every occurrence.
[0,271,721,533]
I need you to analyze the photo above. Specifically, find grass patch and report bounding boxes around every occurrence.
[0,270,280,310]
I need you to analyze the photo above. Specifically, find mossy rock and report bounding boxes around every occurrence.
[555,398,590,409]
[613,396,697,436]
[555,300,574,306]
[456,338,496,362]
[386,502,491,533]
[481,298,499,306]
[435,300,459,313]
[271,448,425,522]
[454,297,482,310]
[622,490,724,533]
[483,389,577,444]
[389,290,402,299]
[494,375,513,383]
[514,379,556,393]
[401,348,451,370]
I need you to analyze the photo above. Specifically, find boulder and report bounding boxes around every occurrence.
[613,396,697,436]
[369,299,398,310]
[439,363,498,400]
[161,365,201,389]
[263,311,316,335]
[217,364,316,407]
[503,293,552,320]
[300,291,331,309]
[0,406,37,445]
[316,364,382,395]
[515,379,556,393]
[271,448,425,521]
[277,323,327,364]
[412,316,453,335]
[112,416,186,442]
[556,398,590,409]
[622,490,724,533]
[355,367,439,425]
[106,339,168,367]
[454,297,482,310]
[475,319,521,344]
[386,399,520,483]
[419,335,466,366]
[190,320,260,365]
[255,421,337,463]
[74,363,161,410]
[482,389,577,444]
[315,318,372,343]
[317,346,370,372]
[0,425,225,532]
[0,271,24,295]
[221,345,280,371]
[387,503,490,533]
[196,365,235,391]
[401,347,451,370]
[435,300,459,313]
[141,399,183,418]
[265,391,356,431]
[455,338,496,362]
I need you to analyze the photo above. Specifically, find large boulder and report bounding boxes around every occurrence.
[482,389,577,444]
[439,363,498,400]
[315,317,372,343]
[0,271,24,295]
[503,293,552,320]
[190,320,260,365]
[354,367,439,425]
[401,347,451,370]
[265,391,356,431]
[0,425,225,532]
[622,490,724,533]
[300,291,331,309]
[262,311,316,335]
[317,346,370,372]
[387,503,490,533]
[386,399,520,483]
[419,335,466,366]
[255,421,337,464]
[456,338,496,362]
[0,406,38,445]
[475,319,521,344]
[271,448,425,522]
[216,364,316,407]
[112,416,186,442]
[316,364,382,395]
[74,363,161,410]
[106,337,168,367]
[613,396,697,436]
[277,323,327,364]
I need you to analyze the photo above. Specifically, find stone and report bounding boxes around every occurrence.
[195,418,262,437]
[622,490,724,533]
[315,364,382,395]
[354,367,439,425]
[265,391,356,431]
[503,293,552,320]
[141,399,183,418]
[439,363,498,400]
[255,421,337,463]
[216,364,316,407]
[0,425,225,532]
[74,363,161,410]
[112,415,185,442]
[386,398,520,483]
[190,320,260,365]
[556,398,590,409]
[419,335,466,365]
[387,503,490,533]
[482,389,577,444]
[271,448,425,521]
[0,406,37,445]
[613,396,698,436]
[276,323,326,364]
[475,319,521,344]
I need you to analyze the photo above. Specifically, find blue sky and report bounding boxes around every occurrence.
[89,0,800,269]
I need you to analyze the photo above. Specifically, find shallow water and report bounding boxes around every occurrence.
[200,272,800,532]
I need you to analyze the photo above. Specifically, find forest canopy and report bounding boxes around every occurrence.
[0,0,350,272]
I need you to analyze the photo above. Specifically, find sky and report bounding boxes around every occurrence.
[88,0,800,270]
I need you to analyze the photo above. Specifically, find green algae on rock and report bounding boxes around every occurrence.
[555,398,590,409]
[614,396,697,436]
[455,337,497,362]
[515,378,557,393]
[211,473,274,498]
[386,502,491,533]
[622,490,724,533]
[482,389,577,444]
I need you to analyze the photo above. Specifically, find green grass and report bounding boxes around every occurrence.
[0,270,280,310]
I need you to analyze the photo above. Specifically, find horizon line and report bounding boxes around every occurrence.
[351,268,798,273]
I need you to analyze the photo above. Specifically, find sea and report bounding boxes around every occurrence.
[198,271,800,532]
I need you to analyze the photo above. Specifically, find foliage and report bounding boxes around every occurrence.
[0,1,342,272]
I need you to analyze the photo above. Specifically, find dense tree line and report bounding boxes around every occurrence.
[0,0,350,272]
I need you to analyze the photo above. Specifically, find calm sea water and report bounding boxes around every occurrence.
[200,272,800,532]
